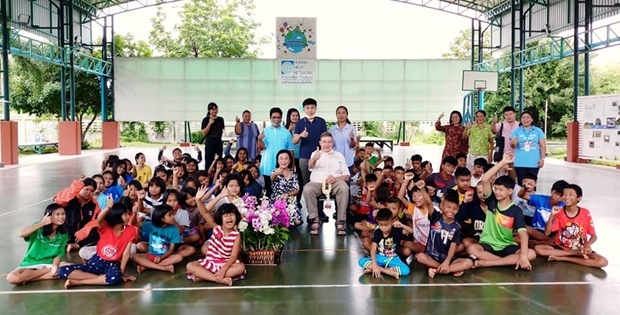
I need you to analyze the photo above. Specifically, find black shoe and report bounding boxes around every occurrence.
[319,210,329,223]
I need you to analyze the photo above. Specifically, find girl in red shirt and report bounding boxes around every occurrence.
[58,197,138,289]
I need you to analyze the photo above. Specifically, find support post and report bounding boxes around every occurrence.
[572,0,580,121]
[477,20,485,110]
[1,0,18,165]
[68,0,76,121]
[584,0,592,96]
[518,0,526,112]
[110,15,115,121]
[567,0,581,163]
[470,19,475,69]
[1,0,9,121]
[101,17,108,122]
[510,0,517,108]
[59,0,67,121]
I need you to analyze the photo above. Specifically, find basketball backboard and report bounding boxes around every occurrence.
[462,70,498,92]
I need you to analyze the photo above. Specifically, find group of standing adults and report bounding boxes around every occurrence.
[197,98,358,207]
[435,106,546,185]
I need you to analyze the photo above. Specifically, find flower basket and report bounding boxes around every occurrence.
[242,248,284,266]
[234,194,294,264]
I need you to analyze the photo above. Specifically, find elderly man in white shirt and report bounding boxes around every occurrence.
[304,132,350,236]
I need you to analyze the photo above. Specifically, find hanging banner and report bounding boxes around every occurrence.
[577,94,620,161]
[278,59,315,84]
[275,17,317,59]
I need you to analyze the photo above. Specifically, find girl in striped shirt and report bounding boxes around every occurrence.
[186,186,245,286]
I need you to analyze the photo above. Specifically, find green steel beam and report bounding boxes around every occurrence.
[1,29,111,76]
[485,0,548,18]
[74,0,98,16]
[474,20,620,73]
[82,0,184,22]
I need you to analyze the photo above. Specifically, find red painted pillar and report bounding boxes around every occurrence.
[58,121,82,155]
[102,121,120,149]
[566,121,579,163]
[0,121,18,165]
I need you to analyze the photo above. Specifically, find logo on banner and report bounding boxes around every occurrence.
[279,60,314,84]
[280,60,295,75]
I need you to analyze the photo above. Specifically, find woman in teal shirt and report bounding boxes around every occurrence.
[510,110,546,185]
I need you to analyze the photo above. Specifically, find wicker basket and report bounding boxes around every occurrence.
[242,249,283,266]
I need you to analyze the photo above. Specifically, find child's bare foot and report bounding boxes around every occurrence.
[363,268,372,274]
[453,271,464,277]
[66,244,78,253]
[385,267,400,279]
[167,265,175,273]
[474,260,487,268]
[64,280,74,289]
[428,268,437,278]
[137,266,146,274]
[217,277,233,286]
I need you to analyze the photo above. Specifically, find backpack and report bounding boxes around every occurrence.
[493,122,505,162]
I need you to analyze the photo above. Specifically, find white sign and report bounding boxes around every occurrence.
[577,94,620,161]
[275,17,317,59]
[278,59,315,84]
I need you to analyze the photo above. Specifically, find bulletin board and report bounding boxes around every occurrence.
[577,94,620,161]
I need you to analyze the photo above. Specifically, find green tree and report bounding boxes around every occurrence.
[442,29,493,61]
[94,32,153,58]
[149,0,268,58]
[481,40,587,138]
[443,30,604,138]
[9,34,152,141]
[592,63,620,95]
[9,57,104,141]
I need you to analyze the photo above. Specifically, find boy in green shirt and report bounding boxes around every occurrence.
[466,152,537,270]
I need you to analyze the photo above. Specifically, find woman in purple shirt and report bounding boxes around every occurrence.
[234,110,260,160]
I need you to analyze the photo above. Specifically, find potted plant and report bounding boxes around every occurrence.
[233,194,294,265]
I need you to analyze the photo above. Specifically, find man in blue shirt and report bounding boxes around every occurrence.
[258,107,294,197]
[293,98,328,221]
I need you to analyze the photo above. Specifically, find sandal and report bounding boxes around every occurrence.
[336,220,347,236]
[309,217,321,235]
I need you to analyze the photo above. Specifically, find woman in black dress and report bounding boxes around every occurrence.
[201,102,225,170]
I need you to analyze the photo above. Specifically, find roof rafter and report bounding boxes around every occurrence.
[391,0,501,27]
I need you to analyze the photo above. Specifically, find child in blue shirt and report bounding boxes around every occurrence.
[416,189,473,278]
[132,205,183,273]
[518,179,568,245]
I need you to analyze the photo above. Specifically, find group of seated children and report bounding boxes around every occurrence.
[354,151,608,279]
[5,145,609,287]
[6,150,256,288]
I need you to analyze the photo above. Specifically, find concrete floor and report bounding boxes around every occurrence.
[0,146,618,315]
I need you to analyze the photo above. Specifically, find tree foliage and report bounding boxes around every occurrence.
[10,57,104,141]
[9,33,152,141]
[442,29,493,61]
[442,30,620,138]
[149,0,268,58]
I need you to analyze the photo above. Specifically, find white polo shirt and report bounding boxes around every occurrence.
[309,149,350,183]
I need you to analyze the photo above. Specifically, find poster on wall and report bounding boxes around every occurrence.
[275,17,317,59]
[578,94,620,161]
[278,59,315,84]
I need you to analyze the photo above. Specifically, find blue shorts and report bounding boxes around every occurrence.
[58,253,123,285]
